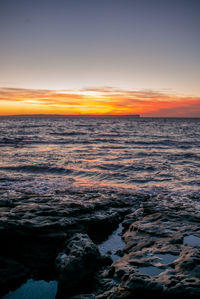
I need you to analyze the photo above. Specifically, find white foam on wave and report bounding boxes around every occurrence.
[0,175,75,195]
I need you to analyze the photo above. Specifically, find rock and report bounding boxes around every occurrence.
[77,194,200,298]
[55,233,102,297]
[174,247,200,277]
[0,189,141,241]
[1,189,200,298]
[0,189,143,297]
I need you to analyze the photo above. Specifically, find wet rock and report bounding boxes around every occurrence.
[79,195,200,298]
[1,189,200,298]
[0,189,142,241]
[174,247,200,277]
[0,189,143,297]
[55,233,102,297]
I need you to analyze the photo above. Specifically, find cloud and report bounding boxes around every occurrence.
[144,101,200,117]
[0,87,200,117]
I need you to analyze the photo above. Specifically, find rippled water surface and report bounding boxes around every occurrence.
[0,116,200,196]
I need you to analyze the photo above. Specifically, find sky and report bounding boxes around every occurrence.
[0,0,200,116]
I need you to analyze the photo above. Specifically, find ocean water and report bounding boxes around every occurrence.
[0,116,200,197]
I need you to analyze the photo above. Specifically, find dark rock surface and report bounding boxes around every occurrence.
[0,188,143,297]
[0,189,143,240]
[77,194,200,298]
[1,188,200,298]
[55,233,102,297]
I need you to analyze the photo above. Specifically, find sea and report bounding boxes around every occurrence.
[0,116,200,198]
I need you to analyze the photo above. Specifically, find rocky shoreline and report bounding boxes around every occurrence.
[0,188,200,298]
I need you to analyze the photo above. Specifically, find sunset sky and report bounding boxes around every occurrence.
[0,0,200,116]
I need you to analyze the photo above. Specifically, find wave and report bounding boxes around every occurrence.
[0,137,24,145]
[124,139,196,147]
[50,131,87,136]
[0,117,200,194]
[167,152,200,161]
[0,165,72,175]
[96,163,156,172]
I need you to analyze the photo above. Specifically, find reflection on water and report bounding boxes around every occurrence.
[0,117,200,195]
[3,279,58,299]
[184,235,200,246]
[138,266,164,277]
[155,253,178,264]
[97,224,125,260]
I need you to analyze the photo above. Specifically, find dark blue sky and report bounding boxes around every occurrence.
[1,0,200,94]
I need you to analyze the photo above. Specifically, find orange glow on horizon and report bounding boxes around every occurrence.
[0,87,200,117]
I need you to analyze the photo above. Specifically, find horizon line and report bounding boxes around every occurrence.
[0,114,199,119]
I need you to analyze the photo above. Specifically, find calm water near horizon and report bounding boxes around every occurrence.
[0,116,200,197]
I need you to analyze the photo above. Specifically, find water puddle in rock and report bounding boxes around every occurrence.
[155,253,178,264]
[184,235,200,246]
[97,223,125,261]
[138,266,164,277]
[3,279,58,299]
